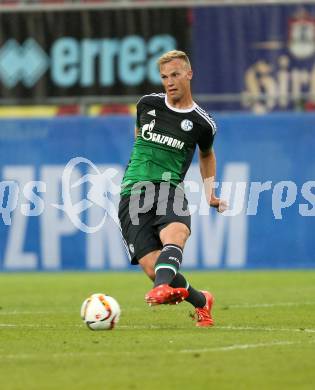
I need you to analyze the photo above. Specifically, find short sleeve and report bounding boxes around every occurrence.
[198,120,217,152]
[136,105,140,128]
[136,97,145,128]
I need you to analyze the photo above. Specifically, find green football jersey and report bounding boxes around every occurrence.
[120,93,217,196]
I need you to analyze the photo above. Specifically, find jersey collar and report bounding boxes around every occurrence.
[165,95,197,113]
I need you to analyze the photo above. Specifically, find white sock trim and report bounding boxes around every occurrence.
[155,264,177,274]
[162,244,183,255]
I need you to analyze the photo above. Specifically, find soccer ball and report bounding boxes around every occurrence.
[81,293,121,330]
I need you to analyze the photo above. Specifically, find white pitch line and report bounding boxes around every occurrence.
[0,324,16,327]
[1,323,315,334]
[0,310,76,315]
[0,323,84,328]
[226,302,315,309]
[1,302,314,316]
[0,351,132,360]
[0,340,314,360]
[216,325,315,333]
[180,340,299,353]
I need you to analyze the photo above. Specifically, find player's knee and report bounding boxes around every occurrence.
[160,223,190,247]
[173,232,188,247]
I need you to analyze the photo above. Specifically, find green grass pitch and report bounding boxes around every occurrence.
[0,271,314,390]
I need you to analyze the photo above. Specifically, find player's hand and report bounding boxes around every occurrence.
[209,196,228,213]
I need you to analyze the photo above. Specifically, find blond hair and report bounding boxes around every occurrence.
[157,50,191,69]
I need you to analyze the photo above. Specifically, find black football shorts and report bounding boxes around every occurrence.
[118,183,191,264]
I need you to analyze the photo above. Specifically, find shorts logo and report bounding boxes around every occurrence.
[181,119,193,131]
[129,244,135,254]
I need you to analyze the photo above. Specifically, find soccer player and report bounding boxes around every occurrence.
[118,50,226,327]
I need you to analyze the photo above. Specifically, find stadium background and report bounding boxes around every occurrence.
[0,0,314,271]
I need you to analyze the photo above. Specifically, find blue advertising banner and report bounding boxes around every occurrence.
[192,5,315,113]
[0,113,314,271]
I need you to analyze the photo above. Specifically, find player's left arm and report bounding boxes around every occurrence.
[199,148,227,213]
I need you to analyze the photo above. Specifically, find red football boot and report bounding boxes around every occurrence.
[193,291,215,327]
[145,284,188,306]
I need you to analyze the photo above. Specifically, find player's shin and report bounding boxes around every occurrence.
[154,244,182,286]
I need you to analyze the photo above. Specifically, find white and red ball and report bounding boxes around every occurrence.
[81,293,121,330]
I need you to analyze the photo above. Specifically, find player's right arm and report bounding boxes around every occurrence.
[134,126,139,139]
